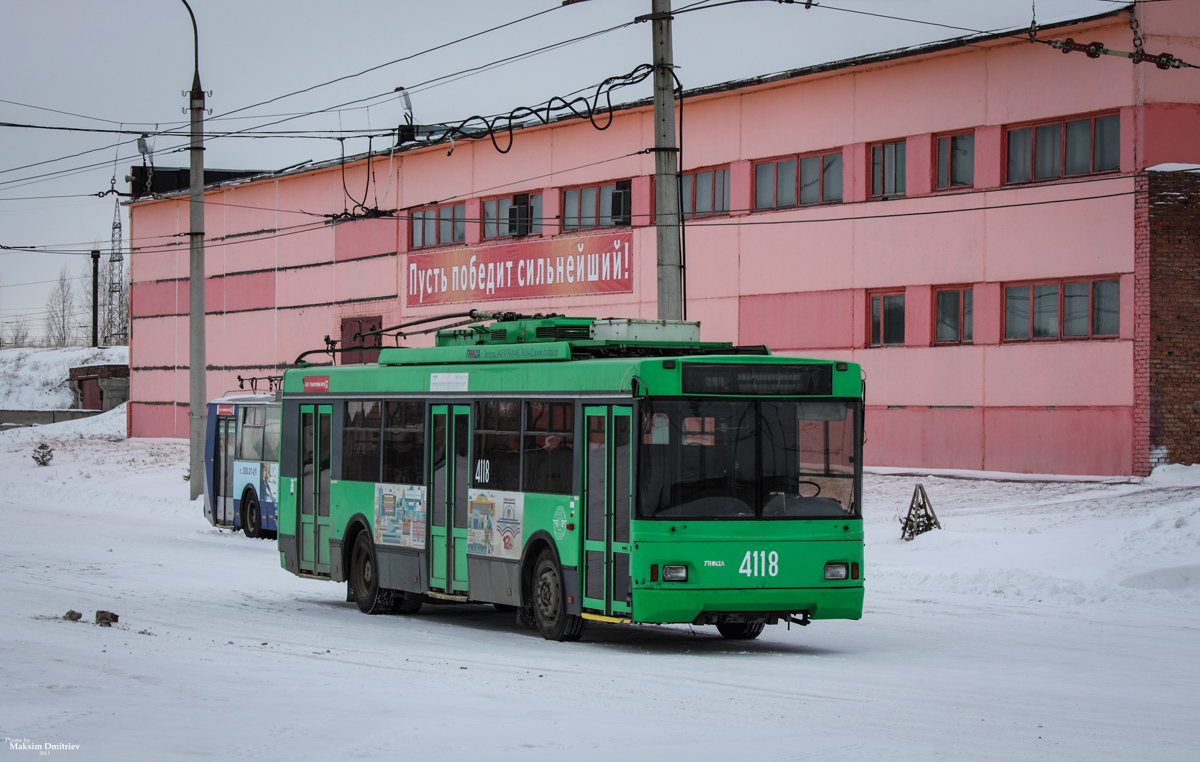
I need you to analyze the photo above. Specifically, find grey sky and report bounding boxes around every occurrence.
[0,0,1134,339]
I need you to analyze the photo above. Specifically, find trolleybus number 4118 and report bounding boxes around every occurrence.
[739,550,779,578]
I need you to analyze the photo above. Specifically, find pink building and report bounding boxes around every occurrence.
[127,4,1200,476]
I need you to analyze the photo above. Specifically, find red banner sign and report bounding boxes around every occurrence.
[406,232,633,305]
[303,376,330,393]
[216,404,235,417]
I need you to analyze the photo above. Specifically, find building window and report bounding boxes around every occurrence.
[869,291,906,346]
[1006,113,1119,184]
[523,401,575,494]
[343,400,382,483]
[936,133,974,189]
[935,287,973,343]
[474,399,521,492]
[754,151,842,210]
[563,180,631,231]
[411,203,465,249]
[682,167,730,218]
[871,140,907,198]
[1004,278,1120,341]
[483,193,542,239]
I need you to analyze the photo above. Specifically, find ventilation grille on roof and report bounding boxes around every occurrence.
[536,326,591,340]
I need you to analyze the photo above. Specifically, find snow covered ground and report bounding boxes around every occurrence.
[0,347,128,411]
[1,408,1198,761]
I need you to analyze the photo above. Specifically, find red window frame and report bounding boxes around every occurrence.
[868,289,906,347]
[753,149,843,210]
[1002,277,1121,342]
[934,131,975,190]
[681,165,731,219]
[1004,111,1120,185]
[482,192,543,240]
[410,203,466,249]
[870,140,907,199]
[562,180,632,232]
[933,286,974,344]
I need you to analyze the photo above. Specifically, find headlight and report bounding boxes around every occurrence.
[824,562,849,580]
[662,565,688,582]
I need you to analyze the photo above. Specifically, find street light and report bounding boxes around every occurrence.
[181,0,206,501]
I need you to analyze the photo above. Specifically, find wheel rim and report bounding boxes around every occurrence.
[536,568,560,622]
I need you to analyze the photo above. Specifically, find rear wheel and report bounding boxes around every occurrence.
[532,550,585,642]
[242,494,261,538]
[351,532,393,615]
[716,621,766,640]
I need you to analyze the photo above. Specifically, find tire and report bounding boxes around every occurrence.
[390,593,423,615]
[532,550,585,642]
[716,621,766,640]
[351,532,393,615]
[242,494,261,539]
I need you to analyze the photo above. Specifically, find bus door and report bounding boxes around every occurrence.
[581,405,633,617]
[215,416,236,525]
[429,405,470,593]
[298,404,333,576]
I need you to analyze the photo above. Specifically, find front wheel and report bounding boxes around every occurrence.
[351,533,393,615]
[532,550,585,642]
[716,621,766,640]
[242,494,261,539]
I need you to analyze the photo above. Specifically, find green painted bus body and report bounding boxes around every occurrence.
[276,320,864,628]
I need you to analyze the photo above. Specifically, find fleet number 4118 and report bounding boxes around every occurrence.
[739,550,779,577]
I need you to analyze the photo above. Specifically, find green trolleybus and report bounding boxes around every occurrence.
[276,315,864,641]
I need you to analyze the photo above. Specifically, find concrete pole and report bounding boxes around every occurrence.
[183,0,206,501]
[91,249,100,347]
[652,0,682,321]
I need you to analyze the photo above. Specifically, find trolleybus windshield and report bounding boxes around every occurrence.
[638,398,860,520]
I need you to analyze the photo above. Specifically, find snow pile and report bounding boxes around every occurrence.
[1,418,1198,760]
[1146,163,1200,173]
[0,346,128,410]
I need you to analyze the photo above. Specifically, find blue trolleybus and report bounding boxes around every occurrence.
[204,393,282,538]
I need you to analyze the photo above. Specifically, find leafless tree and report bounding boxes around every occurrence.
[43,266,77,347]
[6,315,32,346]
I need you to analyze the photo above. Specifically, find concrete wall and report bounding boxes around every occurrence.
[0,410,102,427]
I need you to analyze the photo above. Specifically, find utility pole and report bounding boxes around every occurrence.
[91,249,100,347]
[651,0,682,321]
[182,0,206,501]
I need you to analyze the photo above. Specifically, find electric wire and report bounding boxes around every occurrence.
[0,175,1153,258]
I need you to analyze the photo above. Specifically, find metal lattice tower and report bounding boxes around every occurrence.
[104,193,127,345]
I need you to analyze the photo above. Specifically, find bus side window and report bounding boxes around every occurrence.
[239,407,265,461]
[474,400,520,491]
[523,401,574,494]
[263,405,282,462]
[383,401,425,485]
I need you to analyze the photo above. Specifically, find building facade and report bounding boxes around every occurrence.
[127,4,1200,476]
